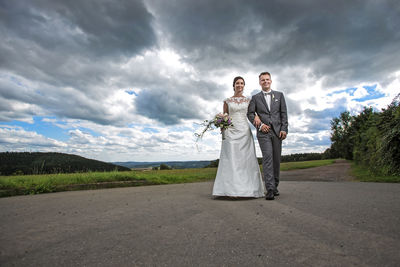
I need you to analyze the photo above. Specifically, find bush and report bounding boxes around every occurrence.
[159,164,172,170]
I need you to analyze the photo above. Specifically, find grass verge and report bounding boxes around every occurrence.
[350,163,400,183]
[0,159,336,197]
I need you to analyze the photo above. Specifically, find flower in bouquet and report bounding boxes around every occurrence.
[195,113,233,141]
[213,113,233,130]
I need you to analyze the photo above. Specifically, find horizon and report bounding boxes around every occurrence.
[0,151,330,164]
[1,0,399,162]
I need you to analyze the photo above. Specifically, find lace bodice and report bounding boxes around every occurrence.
[225,96,250,105]
[224,97,250,125]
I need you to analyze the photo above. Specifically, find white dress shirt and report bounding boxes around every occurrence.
[263,90,272,110]
[258,90,272,131]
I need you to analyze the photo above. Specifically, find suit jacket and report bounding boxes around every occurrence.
[247,90,288,137]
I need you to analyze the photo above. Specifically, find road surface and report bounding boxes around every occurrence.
[1,162,399,266]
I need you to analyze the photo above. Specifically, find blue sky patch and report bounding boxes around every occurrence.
[142,127,159,133]
[2,116,69,141]
[1,117,103,141]
[354,84,385,102]
[328,85,384,102]
[125,90,138,96]
[328,87,357,96]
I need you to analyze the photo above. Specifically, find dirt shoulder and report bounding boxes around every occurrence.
[280,159,355,182]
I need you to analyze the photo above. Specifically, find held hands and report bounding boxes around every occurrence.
[259,127,287,139]
[255,115,271,134]
[260,124,271,133]
[254,115,287,139]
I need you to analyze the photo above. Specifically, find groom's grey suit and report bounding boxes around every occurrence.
[247,90,288,192]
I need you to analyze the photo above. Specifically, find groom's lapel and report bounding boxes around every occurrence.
[259,92,270,112]
[270,90,276,111]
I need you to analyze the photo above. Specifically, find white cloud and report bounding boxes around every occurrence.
[353,87,367,98]
[0,126,67,150]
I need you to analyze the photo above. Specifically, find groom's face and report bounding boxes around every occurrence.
[259,74,272,91]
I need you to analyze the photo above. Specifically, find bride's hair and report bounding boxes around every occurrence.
[233,76,245,90]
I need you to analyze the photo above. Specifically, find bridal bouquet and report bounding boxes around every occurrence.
[195,113,233,141]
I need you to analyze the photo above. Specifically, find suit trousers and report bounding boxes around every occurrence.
[257,132,282,192]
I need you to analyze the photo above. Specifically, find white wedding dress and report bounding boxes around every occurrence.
[212,97,265,197]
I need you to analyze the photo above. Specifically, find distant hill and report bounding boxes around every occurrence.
[0,152,130,176]
[113,160,212,169]
[114,153,332,169]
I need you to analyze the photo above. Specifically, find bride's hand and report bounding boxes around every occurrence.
[253,115,261,128]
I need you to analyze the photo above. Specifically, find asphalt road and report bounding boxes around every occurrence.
[1,163,400,266]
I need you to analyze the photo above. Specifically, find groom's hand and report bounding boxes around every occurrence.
[253,116,261,128]
[279,131,287,140]
[260,124,270,133]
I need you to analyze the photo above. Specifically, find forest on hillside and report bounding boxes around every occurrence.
[0,152,130,176]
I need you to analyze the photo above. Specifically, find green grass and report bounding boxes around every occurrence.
[134,168,217,184]
[350,163,400,183]
[0,159,336,197]
[0,171,141,195]
[279,159,336,171]
[0,168,218,196]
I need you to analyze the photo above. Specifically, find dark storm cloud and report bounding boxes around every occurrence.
[0,0,156,59]
[131,71,226,124]
[0,71,133,125]
[0,0,157,124]
[307,121,332,134]
[300,101,349,133]
[304,106,346,121]
[150,0,400,90]
[135,89,203,125]
[0,0,156,93]
[284,96,302,115]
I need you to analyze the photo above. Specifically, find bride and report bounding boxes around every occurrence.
[212,76,264,198]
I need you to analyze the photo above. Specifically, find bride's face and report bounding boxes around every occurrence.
[234,79,245,94]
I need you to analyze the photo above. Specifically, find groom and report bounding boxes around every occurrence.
[247,72,288,200]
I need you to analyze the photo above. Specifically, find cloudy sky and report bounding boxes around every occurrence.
[1,0,399,162]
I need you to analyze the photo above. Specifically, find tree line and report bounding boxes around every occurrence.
[0,152,130,176]
[205,152,332,168]
[328,93,400,176]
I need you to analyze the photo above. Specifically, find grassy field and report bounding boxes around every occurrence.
[0,159,336,197]
[351,163,400,183]
[280,159,335,171]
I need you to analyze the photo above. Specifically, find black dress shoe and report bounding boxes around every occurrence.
[274,190,280,196]
[265,191,275,200]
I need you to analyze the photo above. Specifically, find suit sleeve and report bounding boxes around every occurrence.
[247,96,256,123]
[280,93,288,133]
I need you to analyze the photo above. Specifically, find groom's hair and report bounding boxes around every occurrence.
[233,76,245,88]
[259,72,271,78]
